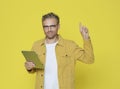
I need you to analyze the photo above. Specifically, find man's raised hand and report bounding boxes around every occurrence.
[80,23,90,40]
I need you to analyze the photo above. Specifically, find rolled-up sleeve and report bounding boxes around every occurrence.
[72,39,94,64]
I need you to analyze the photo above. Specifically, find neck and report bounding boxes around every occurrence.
[45,35,58,44]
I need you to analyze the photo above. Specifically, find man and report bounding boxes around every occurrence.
[25,12,94,89]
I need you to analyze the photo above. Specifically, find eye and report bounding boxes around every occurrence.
[43,24,58,29]
[43,26,49,28]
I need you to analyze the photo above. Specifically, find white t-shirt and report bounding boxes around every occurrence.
[44,42,59,89]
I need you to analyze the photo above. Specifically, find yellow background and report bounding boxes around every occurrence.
[0,0,120,89]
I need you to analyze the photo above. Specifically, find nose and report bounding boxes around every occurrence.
[48,26,51,31]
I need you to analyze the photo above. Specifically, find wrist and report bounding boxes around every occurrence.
[83,35,90,40]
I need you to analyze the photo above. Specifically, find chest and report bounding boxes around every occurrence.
[34,45,74,69]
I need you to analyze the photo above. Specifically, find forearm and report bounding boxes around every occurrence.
[80,39,94,64]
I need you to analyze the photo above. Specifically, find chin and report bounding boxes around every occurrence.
[46,34,57,39]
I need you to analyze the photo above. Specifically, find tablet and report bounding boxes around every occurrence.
[21,51,44,69]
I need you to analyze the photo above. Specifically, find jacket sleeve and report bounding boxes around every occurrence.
[72,39,94,64]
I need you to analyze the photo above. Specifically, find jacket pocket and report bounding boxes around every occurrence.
[37,52,46,67]
[60,54,72,67]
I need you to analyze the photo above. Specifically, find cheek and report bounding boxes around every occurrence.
[55,29,59,33]
[43,30,47,33]
[52,30,58,34]
[43,30,47,35]
[54,28,58,32]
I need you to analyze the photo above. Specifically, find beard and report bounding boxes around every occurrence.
[45,31,57,39]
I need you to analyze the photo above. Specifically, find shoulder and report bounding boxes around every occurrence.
[32,38,45,47]
[59,37,82,54]
[63,39,76,44]
[61,37,78,47]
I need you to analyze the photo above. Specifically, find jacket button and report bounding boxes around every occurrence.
[41,74,43,77]
[43,53,45,55]
[41,85,43,88]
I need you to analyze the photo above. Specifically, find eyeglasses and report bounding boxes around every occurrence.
[43,24,58,30]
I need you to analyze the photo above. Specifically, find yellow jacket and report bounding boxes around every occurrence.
[29,35,94,89]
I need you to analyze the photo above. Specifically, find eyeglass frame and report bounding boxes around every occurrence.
[43,24,59,30]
